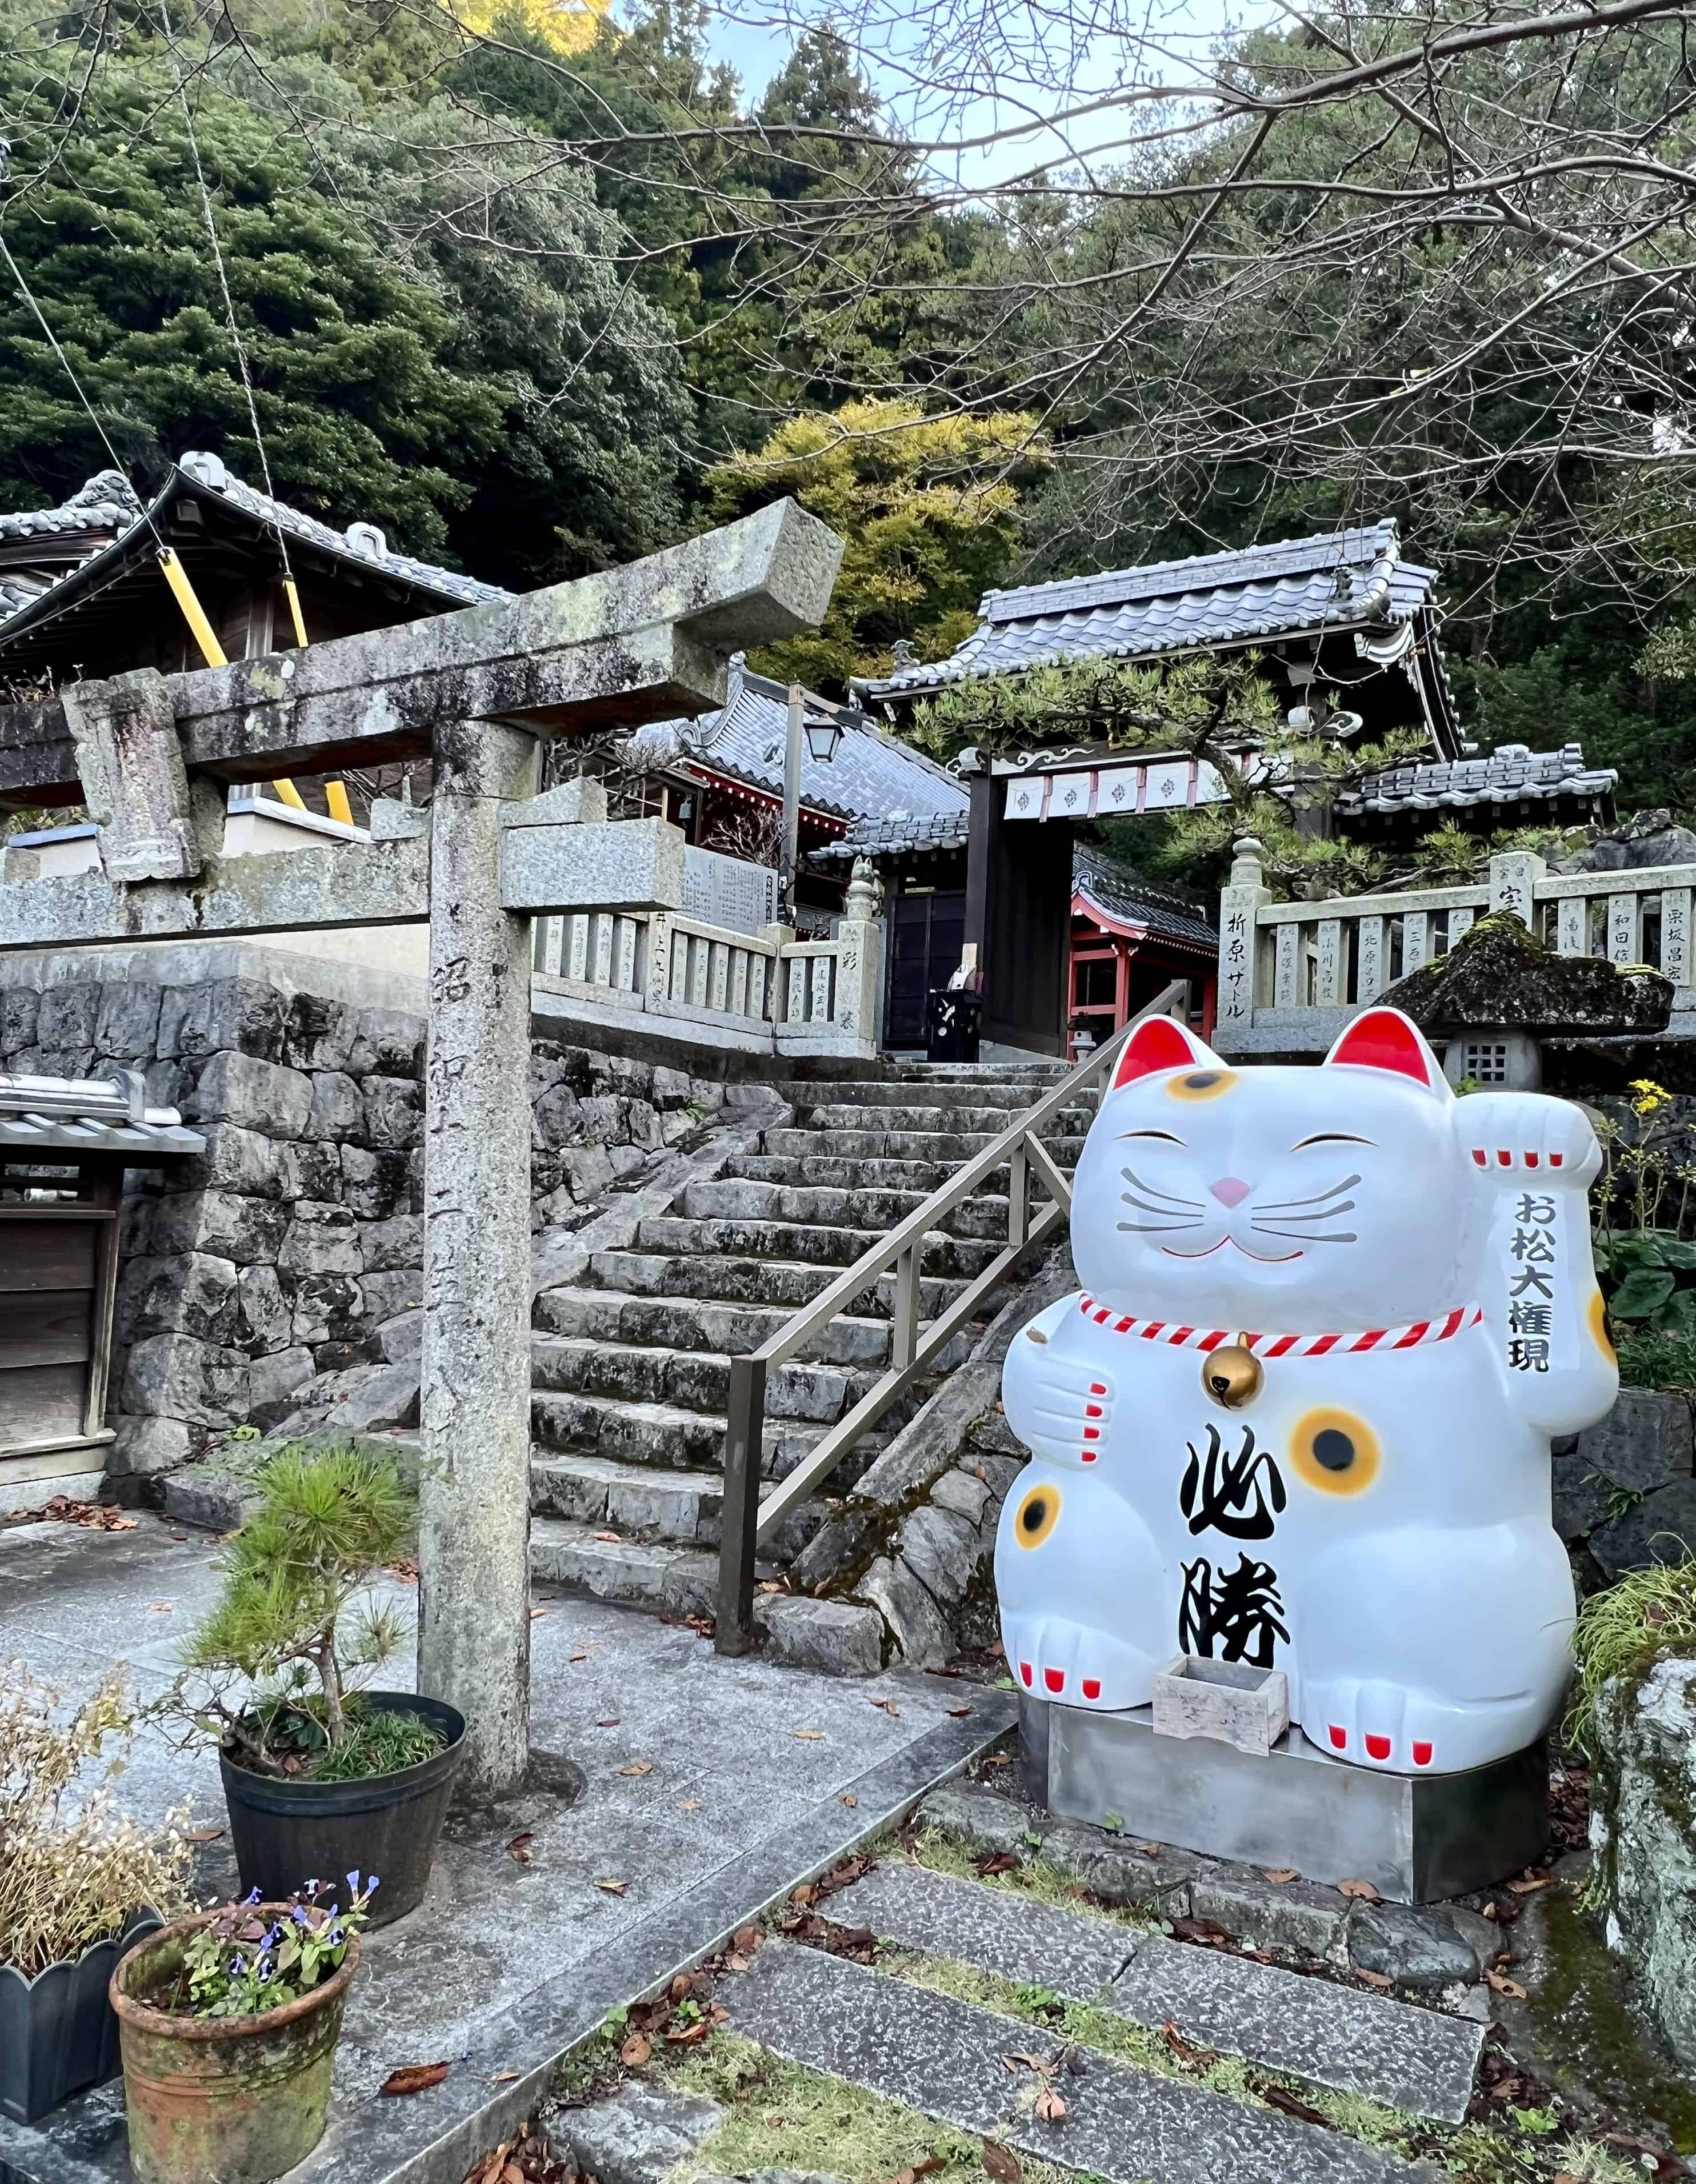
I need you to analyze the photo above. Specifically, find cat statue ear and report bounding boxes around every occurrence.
[1110,1014,1229,1091]
[1323,1007,1450,1097]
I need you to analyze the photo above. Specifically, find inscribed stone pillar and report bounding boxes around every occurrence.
[418,719,542,1799]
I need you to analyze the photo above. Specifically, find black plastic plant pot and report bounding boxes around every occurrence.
[0,1910,162,2123]
[218,1692,465,1929]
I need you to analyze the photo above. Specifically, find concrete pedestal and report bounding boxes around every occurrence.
[1021,1694,1548,1904]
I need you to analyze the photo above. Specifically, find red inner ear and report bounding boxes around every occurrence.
[1112,1015,1202,1088]
[1327,1008,1435,1086]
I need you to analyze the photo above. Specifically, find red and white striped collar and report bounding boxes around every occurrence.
[1076,1296,1484,1356]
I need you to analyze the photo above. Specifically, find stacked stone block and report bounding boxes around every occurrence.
[0,968,723,1480]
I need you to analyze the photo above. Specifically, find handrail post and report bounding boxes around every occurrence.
[892,1246,919,1370]
[1008,1134,1029,1249]
[716,1353,767,1655]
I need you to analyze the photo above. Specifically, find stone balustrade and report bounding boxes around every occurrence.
[1217,839,1696,1053]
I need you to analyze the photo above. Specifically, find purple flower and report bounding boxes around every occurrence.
[326,1925,345,1947]
[227,1954,244,1975]
[346,1869,361,1896]
[291,1906,310,1926]
[243,1886,263,1905]
[366,1875,381,1895]
[255,1954,274,1984]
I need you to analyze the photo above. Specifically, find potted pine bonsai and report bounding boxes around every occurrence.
[112,1876,374,2184]
[169,1444,465,1925]
[0,1667,192,2123]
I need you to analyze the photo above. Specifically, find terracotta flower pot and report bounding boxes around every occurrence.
[110,1909,360,2184]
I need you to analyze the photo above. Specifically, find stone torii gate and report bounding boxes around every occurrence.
[0,502,843,1797]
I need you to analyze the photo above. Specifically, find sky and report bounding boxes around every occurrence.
[694,0,1265,190]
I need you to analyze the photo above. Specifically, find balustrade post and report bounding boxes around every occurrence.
[717,1354,767,1656]
[1489,849,1545,927]
[833,856,886,1054]
[892,1246,920,1369]
[1008,1136,1029,1248]
[1217,836,1272,1041]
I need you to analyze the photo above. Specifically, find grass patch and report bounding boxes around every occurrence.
[665,2035,1075,2184]
[910,1829,1158,1937]
[1567,1558,1696,1754]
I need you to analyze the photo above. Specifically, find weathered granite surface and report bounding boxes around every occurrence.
[1588,1655,1696,2071]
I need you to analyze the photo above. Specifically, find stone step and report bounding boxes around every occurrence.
[724,1939,1421,2184]
[681,1177,1016,1243]
[796,1102,1098,1136]
[635,1216,1005,1283]
[759,1128,1089,1166]
[531,1333,867,1422]
[584,1251,969,1319]
[534,1286,891,1367]
[822,1861,1482,2127]
[530,1386,894,1481]
[529,1450,829,1559]
[777,1079,1090,1112]
[528,1518,884,1672]
[730,1154,967,1194]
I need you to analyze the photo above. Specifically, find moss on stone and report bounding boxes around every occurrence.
[1381,911,1673,1036]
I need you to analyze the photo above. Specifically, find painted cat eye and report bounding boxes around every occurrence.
[1117,1128,1186,1144]
[1290,1132,1374,1149]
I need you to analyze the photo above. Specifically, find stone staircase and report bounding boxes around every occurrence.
[527,1059,1090,1634]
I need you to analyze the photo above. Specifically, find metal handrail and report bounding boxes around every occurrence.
[715,979,1188,1652]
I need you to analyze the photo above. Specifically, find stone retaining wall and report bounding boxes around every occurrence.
[0,945,726,1482]
[1554,1386,1696,1590]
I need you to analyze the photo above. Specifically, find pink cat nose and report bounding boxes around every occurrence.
[1209,1176,1252,1208]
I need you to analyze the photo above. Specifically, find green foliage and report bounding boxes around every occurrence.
[0,2,690,584]
[1591,1231,1696,1335]
[177,1444,423,1780]
[167,1877,375,2019]
[909,650,1276,764]
[1568,1560,1696,1757]
[706,399,1047,693]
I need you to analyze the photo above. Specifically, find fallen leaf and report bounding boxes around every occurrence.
[182,1825,225,1844]
[681,1798,702,1813]
[981,2141,1022,2183]
[910,2159,944,2177]
[569,1650,592,1663]
[489,2071,521,2083]
[1261,1869,1298,1885]
[870,1698,901,1716]
[597,1718,621,1728]
[1551,2173,1578,2183]
[790,1883,817,1906]
[949,1707,974,1719]
[620,2032,652,2066]
[147,1602,174,1614]
[507,1832,535,1864]
[380,2062,451,2097]
[1002,2051,1053,2075]
[664,2018,709,2045]
[670,1974,693,2001]
[840,1793,858,1808]
[1337,1878,1381,1901]
[619,1761,654,1777]
[594,1877,629,1896]
[1507,1872,1551,1895]
[1354,1969,1394,1990]
[530,1608,549,1621]
[978,1851,1020,1876]
[1486,1969,1528,1999]
[734,1924,763,1953]
[1263,2085,1329,2127]
[593,1530,622,1543]
[982,1753,1013,1768]
[793,1729,823,1742]
[1034,2087,1067,2125]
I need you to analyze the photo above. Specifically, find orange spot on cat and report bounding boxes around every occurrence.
[1166,1069,1238,1103]
[1589,1287,1615,1364]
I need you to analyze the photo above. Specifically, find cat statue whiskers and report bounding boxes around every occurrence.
[995,1005,1618,1775]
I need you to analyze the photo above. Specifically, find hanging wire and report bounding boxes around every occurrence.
[0,141,168,555]
[154,2,307,649]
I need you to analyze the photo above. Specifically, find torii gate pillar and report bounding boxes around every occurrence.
[418,720,542,1798]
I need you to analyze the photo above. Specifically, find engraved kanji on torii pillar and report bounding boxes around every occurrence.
[0,500,845,1799]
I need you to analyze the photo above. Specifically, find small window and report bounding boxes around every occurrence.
[1462,1041,1510,1084]
[1073,956,1118,1009]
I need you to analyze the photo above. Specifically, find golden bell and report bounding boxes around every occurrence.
[1202,1339,1263,1410]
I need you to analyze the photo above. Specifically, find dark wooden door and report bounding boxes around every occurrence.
[886,889,966,1048]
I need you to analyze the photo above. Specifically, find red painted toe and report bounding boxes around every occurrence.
[1090,1382,1107,1396]
[1365,1733,1391,1760]
[1082,1678,1101,1701]
[1525,1152,1539,1168]
[1495,1149,1512,1167]
[1044,1666,1065,1693]
[1550,1152,1563,1167]
[1020,1661,1033,1687]
[1081,1450,1097,1464]
[1329,1725,1347,1750]
[1471,1149,1487,1166]
[1412,1740,1433,1766]
[1084,1403,1104,1419]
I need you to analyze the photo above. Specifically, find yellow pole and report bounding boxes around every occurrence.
[157,548,226,668]
[269,778,307,810]
[282,578,308,650]
[323,780,353,825]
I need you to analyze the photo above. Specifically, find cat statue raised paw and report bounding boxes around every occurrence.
[995,1005,1618,1774]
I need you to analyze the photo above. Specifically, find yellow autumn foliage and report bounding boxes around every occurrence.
[444,0,612,54]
